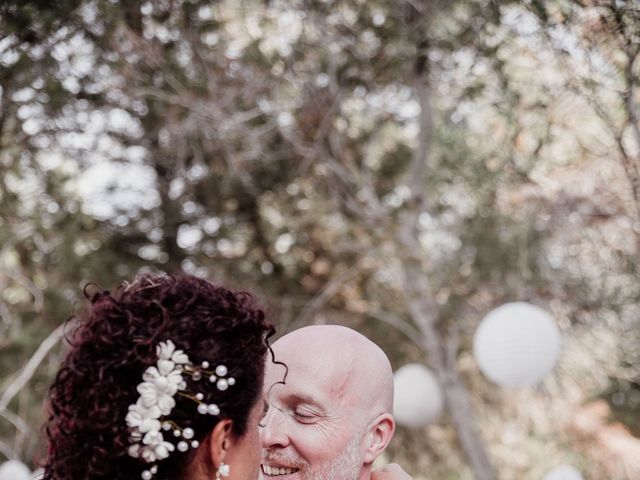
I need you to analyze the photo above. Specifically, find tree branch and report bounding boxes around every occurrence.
[368,310,423,347]
[0,324,65,411]
[294,260,371,326]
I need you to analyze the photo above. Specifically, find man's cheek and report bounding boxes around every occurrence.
[292,425,339,461]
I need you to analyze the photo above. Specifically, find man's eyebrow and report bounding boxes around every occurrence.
[282,392,324,409]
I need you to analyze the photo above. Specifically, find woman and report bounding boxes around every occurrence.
[43,273,411,480]
[44,273,271,480]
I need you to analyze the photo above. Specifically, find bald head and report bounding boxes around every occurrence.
[261,325,396,480]
[272,325,394,417]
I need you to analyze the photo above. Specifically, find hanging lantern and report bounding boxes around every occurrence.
[473,302,561,387]
[393,363,443,428]
[0,460,31,480]
[542,464,584,480]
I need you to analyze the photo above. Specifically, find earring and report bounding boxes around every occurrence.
[215,462,231,480]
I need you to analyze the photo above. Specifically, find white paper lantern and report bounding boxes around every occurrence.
[0,460,31,480]
[393,363,443,428]
[473,302,560,387]
[542,464,583,480]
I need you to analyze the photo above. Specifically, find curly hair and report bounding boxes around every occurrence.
[43,273,274,480]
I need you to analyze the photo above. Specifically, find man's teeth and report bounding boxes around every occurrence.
[262,465,296,476]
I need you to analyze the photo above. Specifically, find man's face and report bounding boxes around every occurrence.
[260,352,366,480]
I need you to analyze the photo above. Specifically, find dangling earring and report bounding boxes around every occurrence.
[215,462,231,480]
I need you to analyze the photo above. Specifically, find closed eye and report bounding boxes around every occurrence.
[293,408,321,424]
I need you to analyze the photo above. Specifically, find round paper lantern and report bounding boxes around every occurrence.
[393,363,443,428]
[0,460,30,480]
[473,302,560,387]
[542,465,583,480]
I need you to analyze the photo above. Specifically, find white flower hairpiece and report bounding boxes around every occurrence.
[126,340,236,480]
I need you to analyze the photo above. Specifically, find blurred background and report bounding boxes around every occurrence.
[1,1,639,479]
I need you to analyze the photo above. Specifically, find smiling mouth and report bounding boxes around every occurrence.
[261,465,299,476]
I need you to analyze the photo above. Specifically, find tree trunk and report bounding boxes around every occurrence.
[399,50,497,480]
[401,252,496,480]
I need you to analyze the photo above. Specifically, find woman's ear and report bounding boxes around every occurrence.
[208,419,234,468]
[363,413,395,465]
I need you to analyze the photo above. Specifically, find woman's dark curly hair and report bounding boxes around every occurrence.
[43,273,274,480]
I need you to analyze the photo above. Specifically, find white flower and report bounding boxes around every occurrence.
[126,400,161,432]
[172,350,188,364]
[157,359,175,375]
[157,339,189,365]
[136,381,175,415]
[137,381,159,409]
[142,366,183,396]
[143,430,164,446]
[157,340,178,360]
[157,340,175,360]
[140,446,157,463]
[137,366,183,416]
[157,394,176,416]
[153,441,175,460]
[139,431,175,461]
[142,366,162,384]
[165,369,183,389]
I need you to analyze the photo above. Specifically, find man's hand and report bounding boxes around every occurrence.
[371,463,413,480]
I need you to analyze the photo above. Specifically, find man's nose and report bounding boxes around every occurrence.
[260,406,290,448]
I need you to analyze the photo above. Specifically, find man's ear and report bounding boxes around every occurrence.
[208,419,234,468]
[363,413,395,464]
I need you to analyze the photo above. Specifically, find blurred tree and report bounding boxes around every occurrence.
[526,0,640,439]
[535,0,640,214]
[1,1,639,479]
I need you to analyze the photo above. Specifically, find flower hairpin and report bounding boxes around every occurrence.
[126,340,236,480]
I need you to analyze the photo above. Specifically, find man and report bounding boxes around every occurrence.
[260,325,397,480]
